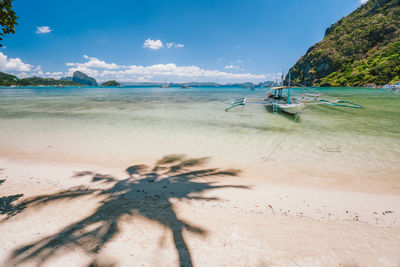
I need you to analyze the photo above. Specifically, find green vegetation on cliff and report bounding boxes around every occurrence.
[0,72,19,86]
[0,72,81,86]
[288,0,400,86]
[101,80,120,87]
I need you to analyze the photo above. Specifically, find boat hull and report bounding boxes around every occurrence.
[277,103,305,115]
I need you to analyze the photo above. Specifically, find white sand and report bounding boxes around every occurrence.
[1,157,399,266]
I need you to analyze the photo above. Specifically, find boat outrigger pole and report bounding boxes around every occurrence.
[225,97,246,111]
[224,70,364,114]
[287,72,291,104]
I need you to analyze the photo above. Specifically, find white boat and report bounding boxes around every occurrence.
[277,103,306,115]
[225,72,363,116]
[383,84,400,89]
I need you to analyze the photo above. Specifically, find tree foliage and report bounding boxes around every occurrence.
[0,72,82,86]
[0,0,18,46]
[288,0,400,86]
[101,80,121,87]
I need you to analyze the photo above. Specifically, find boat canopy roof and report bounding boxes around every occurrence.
[270,86,287,90]
[270,86,303,90]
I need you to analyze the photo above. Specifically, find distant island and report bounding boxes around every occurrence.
[72,71,97,86]
[60,71,98,86]
[101,80,121,87]
[0,72,81,86]
[0,71,98,87]
[0,71,274,88]
[287,0,400,87]
[118,81,275,88]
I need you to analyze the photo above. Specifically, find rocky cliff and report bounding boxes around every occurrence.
[72,71,97,86]
[287,0,400,86]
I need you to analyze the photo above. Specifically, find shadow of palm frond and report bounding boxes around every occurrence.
[87,259,117,267]
[0,177,24,217]
[1,187,98,223]
[1,194,24,217]
[73,171,118,184]
[3,154,248,267]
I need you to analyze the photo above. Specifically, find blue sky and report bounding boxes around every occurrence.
[0,0,366,83]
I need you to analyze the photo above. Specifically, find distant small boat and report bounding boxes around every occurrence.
[243,85,255,90]
[160,84,170,88]
[383,84,400,89]
[383,83,400,93]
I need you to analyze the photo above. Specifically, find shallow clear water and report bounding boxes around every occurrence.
[0,86,399,184]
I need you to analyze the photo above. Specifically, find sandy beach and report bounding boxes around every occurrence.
[1,87,400,266]
[1,156,400,267]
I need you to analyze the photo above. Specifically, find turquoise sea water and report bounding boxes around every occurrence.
[0,86,399,186]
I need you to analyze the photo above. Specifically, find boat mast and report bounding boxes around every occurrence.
[287,71,291,104]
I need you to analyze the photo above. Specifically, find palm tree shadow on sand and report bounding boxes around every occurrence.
[2,155,248,267]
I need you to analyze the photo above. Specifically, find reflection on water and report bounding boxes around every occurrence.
[0,86,399,177]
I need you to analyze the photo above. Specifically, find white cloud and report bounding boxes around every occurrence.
[143,38,163,50]
[225,64,240,70]
[136,75,153,83]
[15,65,66,79]
[0,53,269,83]
[236,60,243,63]
[36,26,52,34]
[34,65,43,76]
[0,52,33,72]
[45,71,64,79]
[66,66,99,78]
[218,58,223,62]
[359,0,368,4]
[65,55,267,83]
[166,42,184,49]
[66,55,119,69]
[100,64,264,82]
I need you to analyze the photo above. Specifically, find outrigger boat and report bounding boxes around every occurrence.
[383,83,400,94]
[225,73,363,115]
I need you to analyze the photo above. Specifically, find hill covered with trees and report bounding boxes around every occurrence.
[287,0,400,87]
[101,80,120,87]
[0,72,81,86]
